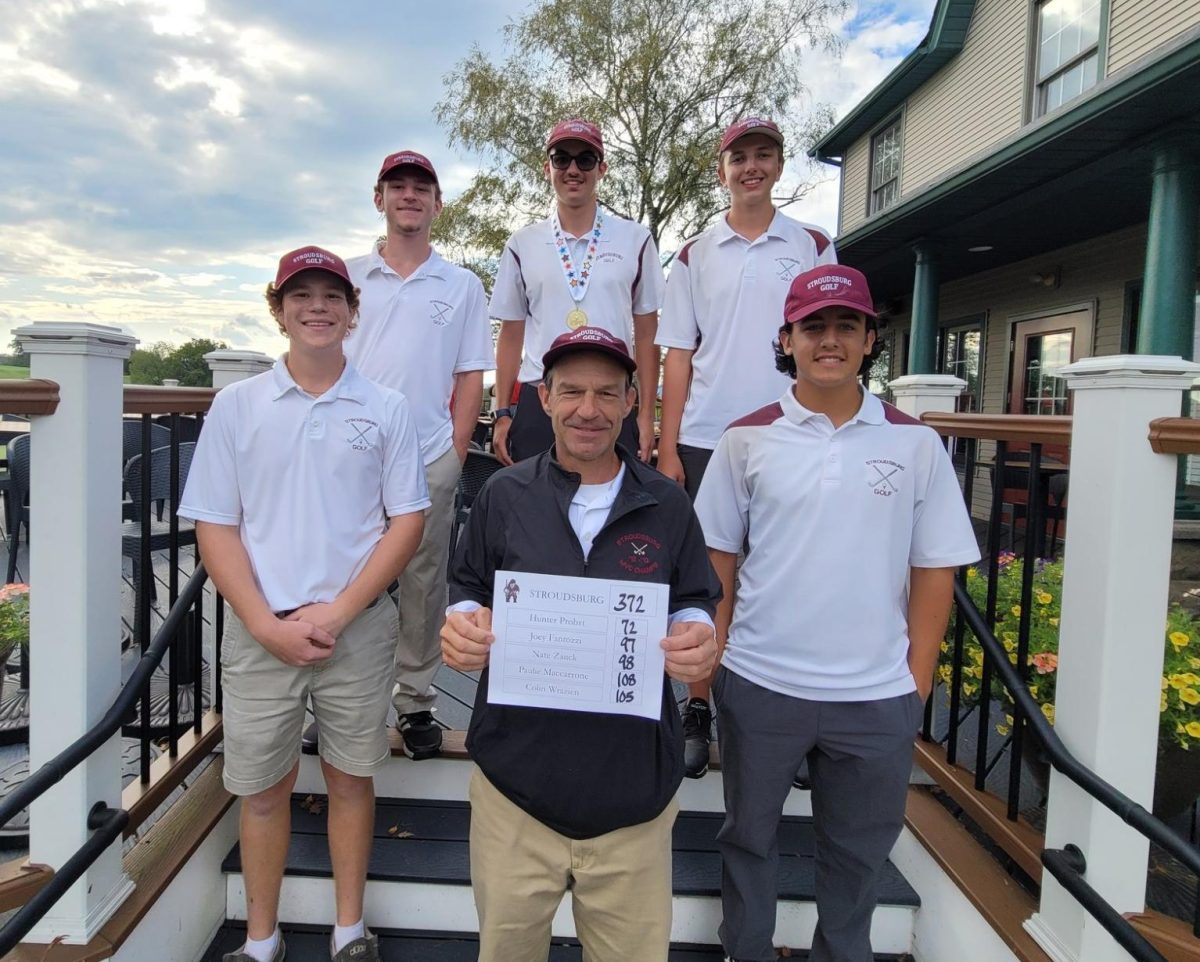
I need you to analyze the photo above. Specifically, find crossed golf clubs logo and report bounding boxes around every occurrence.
[776,257,804,282]
[429,299,453,326]
[630,543,648,556]
[869,463,901,495]
[346,419,378,451]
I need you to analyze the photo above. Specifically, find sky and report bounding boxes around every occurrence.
[0,0,936,357]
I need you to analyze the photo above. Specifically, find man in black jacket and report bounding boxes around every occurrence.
[441,326,721,962]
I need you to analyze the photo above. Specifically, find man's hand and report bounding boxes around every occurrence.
[492,417,514,466]
[655,446,686,485]
[637,411,655,462]
[453,437,470,464]
[441,607,495,672]
[661,620,716,684]
[252,617,336,668]
[284,602,349,642]
[915,674,933,702]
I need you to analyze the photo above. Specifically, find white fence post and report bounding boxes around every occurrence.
[887,373,966,418]
[15,322,138,944]
[1026,354,1200,962]
[204,349,273,389]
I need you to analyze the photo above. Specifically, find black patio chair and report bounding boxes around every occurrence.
[122,443,197,647]
[122,421,172,521]
[153,414,201,444]
[447,450,504,577]
[5,436,29,584]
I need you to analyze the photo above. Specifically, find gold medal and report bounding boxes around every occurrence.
[566,308,588,330]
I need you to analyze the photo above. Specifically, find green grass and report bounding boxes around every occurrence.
[0,365,32,379]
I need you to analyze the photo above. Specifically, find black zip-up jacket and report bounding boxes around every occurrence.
[449,445,721,839]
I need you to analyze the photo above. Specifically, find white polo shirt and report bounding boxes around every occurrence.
[345,246,494,465]
[489,210,665,383]
[694,389,979,702]
[656,210,838,449]
[179,358,431,613]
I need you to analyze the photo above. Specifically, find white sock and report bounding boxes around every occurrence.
[243,928,280,962]
[332,919,366,952]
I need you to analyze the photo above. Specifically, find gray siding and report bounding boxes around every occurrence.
[1108,0,1200,74]
[839,136,872,235]
[902,0,1028,195]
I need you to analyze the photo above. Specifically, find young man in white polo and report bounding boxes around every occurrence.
[694,265,979,962]
[340,149,495,759]
[180,247,430,962]
[656,116,839,777]
[490,117,664,465]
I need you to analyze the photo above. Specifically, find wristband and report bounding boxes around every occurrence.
[493,407,514,420]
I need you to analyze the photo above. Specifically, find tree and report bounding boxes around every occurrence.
[7,337,30,368]
[434,0,844,261]
[128,338,227,387]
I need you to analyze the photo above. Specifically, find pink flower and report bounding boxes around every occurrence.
[1031,652,1058,675]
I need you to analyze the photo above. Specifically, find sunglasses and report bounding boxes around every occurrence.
[549,150,601,172]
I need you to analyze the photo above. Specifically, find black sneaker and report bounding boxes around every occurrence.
[681,697,712,778]
[397,711,442,760]
[301,720,319,755]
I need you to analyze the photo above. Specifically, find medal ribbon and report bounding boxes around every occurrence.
[551,207,603,304]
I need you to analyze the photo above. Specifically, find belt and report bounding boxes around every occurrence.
[275,581,398,619]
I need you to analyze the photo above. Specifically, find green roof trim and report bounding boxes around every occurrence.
[810,0,978,159]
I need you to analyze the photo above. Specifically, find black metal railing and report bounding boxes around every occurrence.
[954,584,1200,958]
[0,564,208,955]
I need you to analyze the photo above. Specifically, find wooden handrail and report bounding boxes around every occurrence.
[1149,417,1200,455]
[0,379,60,416]
[921,412,1073,445]
[122,711,223,838]
[913,739,1046,882]
[0,859,52,915]
[123,385,216,415]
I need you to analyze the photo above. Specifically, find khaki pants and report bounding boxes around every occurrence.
[469,767,678,962]
[392,444,462,716]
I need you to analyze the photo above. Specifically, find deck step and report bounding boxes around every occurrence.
[201,922,911,960]
[221,797,918,953]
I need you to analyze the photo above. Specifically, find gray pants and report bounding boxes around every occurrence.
[712,667,921,962]
[392,445,462,716]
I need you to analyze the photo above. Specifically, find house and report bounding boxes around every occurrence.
[810,0,1200,442]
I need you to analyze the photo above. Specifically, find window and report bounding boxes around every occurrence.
[937,320,984,464]
[1034,0,1102,116]
[869,117,902,215]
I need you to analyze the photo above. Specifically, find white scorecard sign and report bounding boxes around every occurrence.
[488,569,669,721]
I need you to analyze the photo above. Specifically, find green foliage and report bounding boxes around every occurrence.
[434,0,845,257]
[940,553,1200,750]
[0,584,29,662]
[6,337,30,368]
[127,338,227,387]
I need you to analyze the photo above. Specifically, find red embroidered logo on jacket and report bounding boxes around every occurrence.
[616,532,662,575]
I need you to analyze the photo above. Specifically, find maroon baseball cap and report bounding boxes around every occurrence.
[719,116,784,153]
[377,149,439,185]
[542,326,637,375]
[783,266,878,325]
[274,246,353,291]
[546,118,604,157]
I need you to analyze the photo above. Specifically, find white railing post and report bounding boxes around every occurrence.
[887,373,967,418]
[14,322,138,944]
[1026,354,1200,962]
[204,349,273,389]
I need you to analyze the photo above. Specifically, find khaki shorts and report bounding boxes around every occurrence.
[220,595,398,796]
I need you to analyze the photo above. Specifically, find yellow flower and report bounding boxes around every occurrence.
[996,724,1010,736]
[940,641,949,653]
[971,649,984,665]
[938,665,953,684]
[1170,631,1191,649]
[963,683,978,696]
[1170,674,1189,690]
[1041,703,1056,723]
[1187,722,1200,739]
[1163,677,1171,690]
[1162,693,1170,712]
[1003,639,1016,653]
[1037,591,1053,605]
[1186,674,1200,686]
[1029,684,1039,698]
[1179,723,1186,734]
[1005,714,1015,726]
[1002,632,1015,643]
[1181,688,1200,706]
[1011,606,1022,618]
[1189,657,1200,670]
[1049,617,1059,627]
[967,568,978,580]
